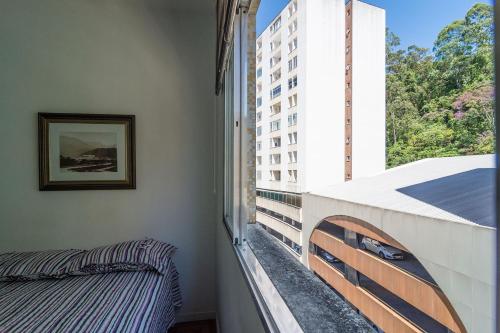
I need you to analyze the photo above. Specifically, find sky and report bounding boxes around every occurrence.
[256,0,493,50]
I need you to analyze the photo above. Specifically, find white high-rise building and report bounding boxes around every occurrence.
[255,0,386,261]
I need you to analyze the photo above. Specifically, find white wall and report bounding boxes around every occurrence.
[302,0,346,192]
[215,222,266,333]
[0,0,216,321]
[351,1,386,178]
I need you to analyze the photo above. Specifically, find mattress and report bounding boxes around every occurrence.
[0,260,182,333]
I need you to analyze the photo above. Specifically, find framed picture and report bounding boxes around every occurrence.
[38,113,136,190]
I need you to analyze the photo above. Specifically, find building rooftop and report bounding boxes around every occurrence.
[309,155,496,228]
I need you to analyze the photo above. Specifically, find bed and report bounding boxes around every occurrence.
[0,239,182,333]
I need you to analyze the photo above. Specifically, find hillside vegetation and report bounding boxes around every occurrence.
[386,3,494,168]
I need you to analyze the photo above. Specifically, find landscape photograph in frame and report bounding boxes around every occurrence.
[38,113,135,190]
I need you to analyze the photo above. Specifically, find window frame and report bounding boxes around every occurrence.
[223,10,249,244]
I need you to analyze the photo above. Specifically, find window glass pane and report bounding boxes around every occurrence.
[223,46,234,232]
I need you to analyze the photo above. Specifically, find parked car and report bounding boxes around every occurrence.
[319,249,340,263]
[360,237,404,260]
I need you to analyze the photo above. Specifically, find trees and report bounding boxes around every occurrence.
[386,3,494,168]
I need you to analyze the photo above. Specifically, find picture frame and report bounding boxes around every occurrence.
[38,113,136,190]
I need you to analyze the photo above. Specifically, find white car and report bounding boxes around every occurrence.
[360,237,404,260]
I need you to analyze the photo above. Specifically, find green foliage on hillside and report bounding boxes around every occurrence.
[386,3,495,168]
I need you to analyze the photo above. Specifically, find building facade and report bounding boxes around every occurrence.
[255,0,385,261]
[303,155,495,333]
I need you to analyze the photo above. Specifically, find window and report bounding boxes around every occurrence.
[256,170,262,180]
[288,56,298,71]
[257,141,262,151]
[270,137,281,148]
[288,94,297,108]
[270,17,281,34]
[257,67,262,78]
[288,170,297,183]
[270,85,281,99]
[223,44,236,235]
[288,1,297,17]
[270,39,281,52]
[257,126,262,136]
[270,170,281,181]
[288,76,297,89]
[269,154,281,165]
[288,113,297,126]
[288,38,297,53]
[256,156,262,165]
[288,132,297,144]
[257,97,262,107]
[288,20,297,36]
[257,39,262,50]
[270,102,281,115]
[271,68,281,83]
[257,54,262,64]
[256,189,302,208]
[270,55,281,68]
[256,206,302,230]
[257,111,262,122]
[270,120,281,132]
[288,151,297,163]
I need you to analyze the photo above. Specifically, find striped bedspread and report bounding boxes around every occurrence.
[0,261,182,333]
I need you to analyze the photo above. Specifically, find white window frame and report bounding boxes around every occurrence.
[223,10,249,244]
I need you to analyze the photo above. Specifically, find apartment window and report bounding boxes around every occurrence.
[288,113,297,126]
[270,120,281,132]
[270,55,281,68]
[288,132,297,144]
[256,206,302,230]
[256,97,262,107]
[270,137,281,148]
[270,170,281,181]
[257,54,262,64]
[257,126,262,136]
[288,56,298,71]
[257,141,262,151]
[288,151,297,163]
[270,85,281,99]
[256,189,302,208]
[257,111,262,122]
[271,68,281,83]
[288,76,298,89]
[257,39,262,50]
[288,94,297,108]
[256,170,262,181]
[270,17,281,34]
[288,1,297,17]
[288,20,297,36]
[288,170,297,183]
[257,67,262,78]
[270,39,281,52]
[288,38,297,53]
[269,154,281,165]
[270,102,281,115]
[256,156,262,165]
